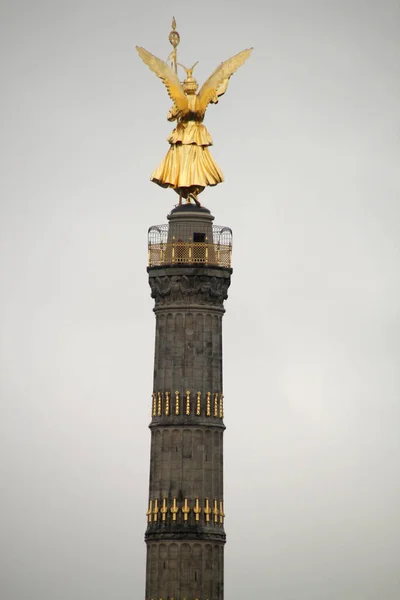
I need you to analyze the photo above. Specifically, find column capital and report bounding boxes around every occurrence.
[148,266,232,309]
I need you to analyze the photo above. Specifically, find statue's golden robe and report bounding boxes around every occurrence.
[151,97,224,198]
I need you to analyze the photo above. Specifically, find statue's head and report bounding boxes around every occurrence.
[178,61,199,94]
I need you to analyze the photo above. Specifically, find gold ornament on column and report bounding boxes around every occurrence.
[185,390,191,415]
[204,498,212,523]
[165,391,170,416]
[206,392,211,416]
[152,393,156,416]
[175,390,180,415]
[193,497,201,522]
[160,497,168,522]
[213,393,219,417]
[153,498,159,522]
[182,498,191,521]
[196,391,201,415]
[171,497,178,521]
[213,498,219,524]
[157,392,162,416]
[219,500,225,524]
[219,393,224,418]
[146,499,153,523]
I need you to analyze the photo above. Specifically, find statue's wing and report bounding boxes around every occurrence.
[136,46,188,113]
[197,48,253,114]
[209,77,230,104]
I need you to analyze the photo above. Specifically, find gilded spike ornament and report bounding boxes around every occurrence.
[160,498,168,522]
[213,498,219,524]
[153,498,159,522]
[182,498,191,521]
[193,497,201,522]
[171,497,178,521]
[136,19,252,206]
[146,499,153,523]
[219,500,225,524]
[204,498,212,523]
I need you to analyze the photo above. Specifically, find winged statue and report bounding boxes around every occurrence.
[136,37,252,206]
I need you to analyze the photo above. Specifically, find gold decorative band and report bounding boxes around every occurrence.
[151,391,224,419]
[146,496,225,526]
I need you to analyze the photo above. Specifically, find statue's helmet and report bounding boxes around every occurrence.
[179,61,199,94]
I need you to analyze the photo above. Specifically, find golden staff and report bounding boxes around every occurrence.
[168,17,180,74]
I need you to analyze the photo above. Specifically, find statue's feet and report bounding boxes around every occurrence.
[189,192,201,207]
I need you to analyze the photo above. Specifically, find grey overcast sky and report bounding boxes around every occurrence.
[1,1,399,599]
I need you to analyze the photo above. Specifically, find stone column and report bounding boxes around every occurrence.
[145,207,232,600]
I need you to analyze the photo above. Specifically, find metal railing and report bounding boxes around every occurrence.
[148,223,232,268]
[148,241,232,268]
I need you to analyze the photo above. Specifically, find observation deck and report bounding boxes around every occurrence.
[148,204,232,268]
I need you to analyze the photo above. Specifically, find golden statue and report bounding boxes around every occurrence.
[136,19,252,205]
